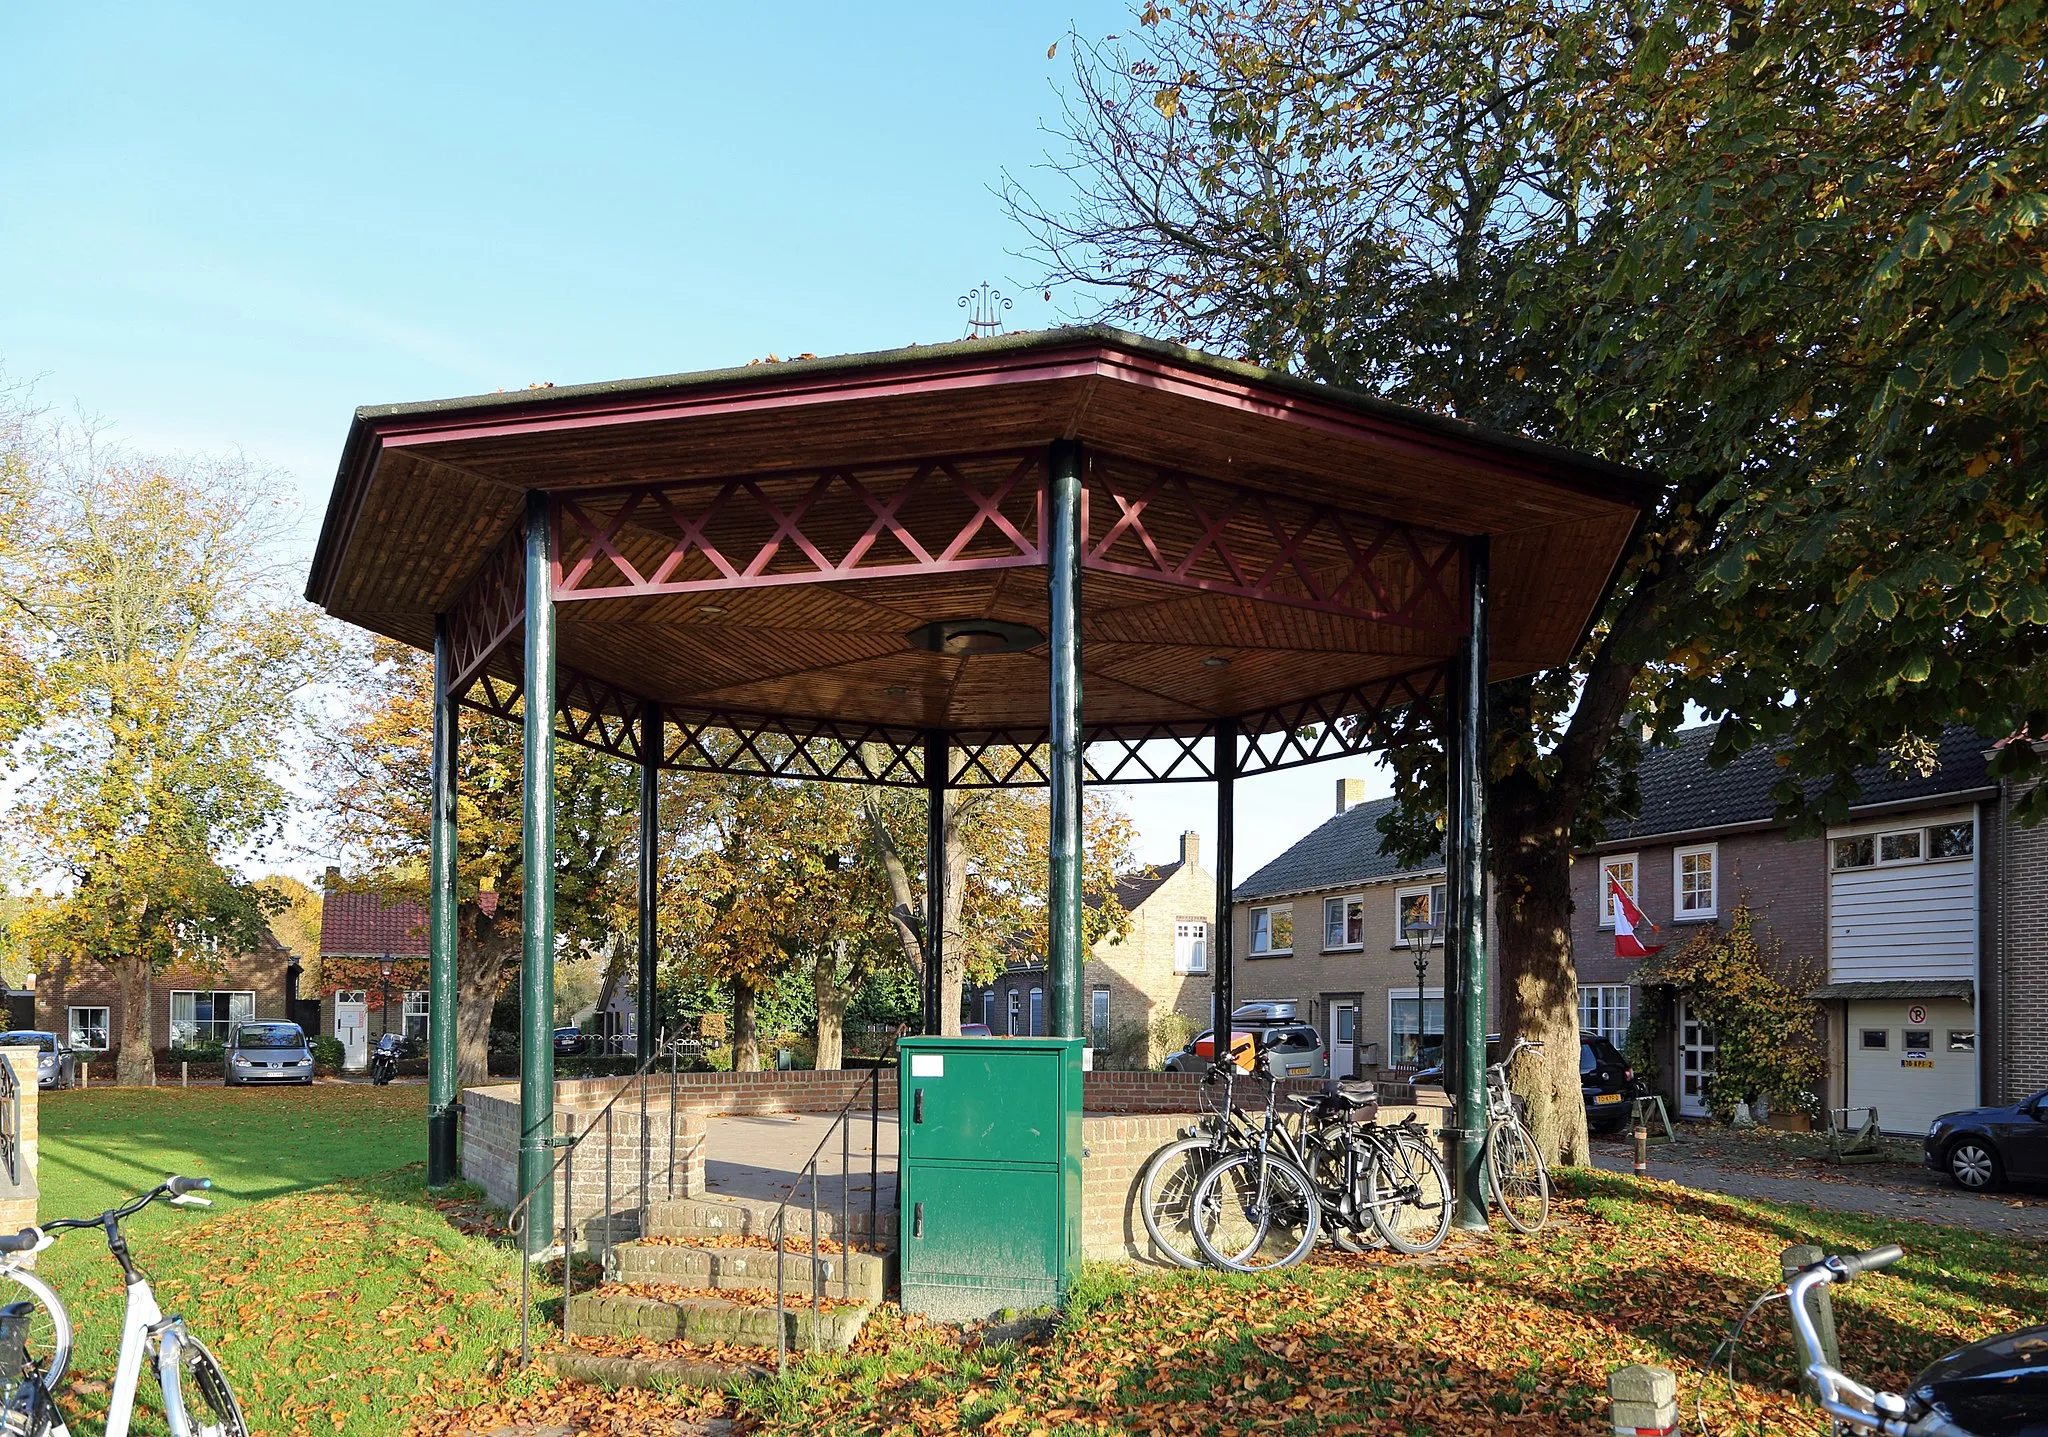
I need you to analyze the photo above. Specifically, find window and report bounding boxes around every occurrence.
[1006,991,1019,1037]
[1578,984,1633,1043]
[169,990,254,1045]
[1859,1029,1889,1050]
[402,991,430,1046]
[1833,836,1875,869]
[68,1007,110,1051]
[1674,845,1717,918]
[1173,920,1208,974]
[1879,829,1923,863]
[1249,905,1293,956]
[1323,896,1366,950]
[1394,883,1448,943]
[1903,1029,1932,1053]
[982,992,994,1029]
[1091,987,1110,1044]
[1028,987,1044,1037]
[1389,991,1446,1067]
[1599,857,1639,927]
[1948,1030,1976,1052]
[1929,823,1974,859]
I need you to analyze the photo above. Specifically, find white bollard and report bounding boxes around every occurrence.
[1609,1364,1678,1436]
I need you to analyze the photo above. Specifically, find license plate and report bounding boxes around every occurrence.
[1594,1093,1623,1105]
[1287,1065,1312,1076]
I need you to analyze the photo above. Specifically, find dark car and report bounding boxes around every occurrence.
[224,1021,315,1086]
[0,1032,76,1090]
[553,1026,591,1056]
[1926,1089,2048,1191]
[1413,1034,1645,1133]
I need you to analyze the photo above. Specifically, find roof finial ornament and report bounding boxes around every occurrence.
[959,281,1012,339]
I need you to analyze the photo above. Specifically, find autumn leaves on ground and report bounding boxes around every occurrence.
[34,1087,2047,1436]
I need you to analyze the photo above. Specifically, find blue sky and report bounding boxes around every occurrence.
[0,2,1394,881]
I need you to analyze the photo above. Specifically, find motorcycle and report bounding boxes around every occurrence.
[369,1032,405,1086]
[1718,1243,2048,1435]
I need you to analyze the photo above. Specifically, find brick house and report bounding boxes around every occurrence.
[1573,724,2047,1132]
[318,878,430,1071]
[970,832,1215,1059]
[33,932,298,1062]
[1228,777,1478,1081]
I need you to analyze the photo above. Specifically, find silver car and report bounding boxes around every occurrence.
[1165,1017,1329,1079]
[224,1022,316,1086]
[0,1032,76,1089]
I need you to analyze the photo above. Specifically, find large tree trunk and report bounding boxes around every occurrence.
[113,956,153,1086]
[732,979,760,1072]
[456,908,517,1091]
[1492,771,1591,1166]
[937,792,970,1035]
[814,941,847,1071]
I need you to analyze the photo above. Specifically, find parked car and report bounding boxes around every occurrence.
[224,1021,315,1086]
[0,1032,76,1090]
[1926,1089,2048,1191]
[553,1025,591,1056]
[958,1023,994,1038]
[1165,1005,1329,1079]
[1412,1034,1646,1134]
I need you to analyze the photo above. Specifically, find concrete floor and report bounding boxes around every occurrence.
[701,1109,899,1209]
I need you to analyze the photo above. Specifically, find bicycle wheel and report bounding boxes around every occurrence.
[1307,1135,1375,1254]
[159,1330,248,1437]
[1485,1118,1551,1234]
[1365,1130,1451,1255]
[1138,1135,1225,1270]
[0,1266,71,1396]
[1189,1152,1321,1272]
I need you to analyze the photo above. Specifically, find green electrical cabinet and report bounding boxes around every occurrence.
[897,1035,1084,1320]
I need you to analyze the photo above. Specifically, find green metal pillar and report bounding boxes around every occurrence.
[924,730,946,1035]
[1449,535,1491,1232]
[637,701,660,1065]
[1045,438,1085,1039]
[518,492,558,1250]
[426,615,460,1186]
[1212,718,1237,1038]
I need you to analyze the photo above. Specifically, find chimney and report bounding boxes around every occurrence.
[1336,777,1366,815]
[1179,830,1201,869]
[324,864,341,891]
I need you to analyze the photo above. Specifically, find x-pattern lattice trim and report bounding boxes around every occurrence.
[946,725,1218,787]
[445,524,527,693]
[663,713,927,786]
[550,451,1046,600]
[1082,458,1466,631]
[1236,665,1447,777]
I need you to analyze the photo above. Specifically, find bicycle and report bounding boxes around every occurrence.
[1137,1050,1262,1269]
[1482,1036,1551,1233]
[1186,1053,1322,1271]
[0,1176,247,1437]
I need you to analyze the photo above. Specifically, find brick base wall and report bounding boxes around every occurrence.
[460,1082,706,1239]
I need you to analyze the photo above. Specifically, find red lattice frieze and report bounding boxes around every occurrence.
[549,452,1046,601]
[445,523,527,693]
[1236,665,1448,777]
[1082,457,1466,632]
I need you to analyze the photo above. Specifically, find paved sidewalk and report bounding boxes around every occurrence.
[701,1110,899,1209]
[1589,1141,2048,1239]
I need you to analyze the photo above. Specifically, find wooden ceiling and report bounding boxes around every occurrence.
[308,328,1652,737]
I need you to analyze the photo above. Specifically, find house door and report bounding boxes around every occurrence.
[1678,998,1717,1118]
[335,991,368,1071]
[1331,1002,1358,1079]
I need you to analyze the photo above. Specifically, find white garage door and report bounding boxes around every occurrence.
[1845,999,1976,1136]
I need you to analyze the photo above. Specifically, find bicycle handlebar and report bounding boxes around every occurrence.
[37,1176,216,1237]
[0,1229,36,1254]
[166,1175,211,1198]
[1826,1244,1903,1279]
[1785,1247,1926,1435]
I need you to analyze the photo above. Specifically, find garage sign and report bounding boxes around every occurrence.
[1906,1004,1927,1025]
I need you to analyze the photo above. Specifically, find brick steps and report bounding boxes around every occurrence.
[612,1239,889,1305]
[566,1286,871,1352]
[549,1344,768,1391]
[645,1194,897,1247]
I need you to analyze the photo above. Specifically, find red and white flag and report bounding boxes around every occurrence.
[1610,877,1663,958]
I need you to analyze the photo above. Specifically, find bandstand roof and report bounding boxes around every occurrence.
[307,327,1653,785]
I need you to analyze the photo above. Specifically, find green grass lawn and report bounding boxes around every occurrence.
[26,1086,2048,1437]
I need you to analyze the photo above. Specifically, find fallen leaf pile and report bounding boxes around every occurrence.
[598,1280,865,1312]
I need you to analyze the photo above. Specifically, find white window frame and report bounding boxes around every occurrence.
[1926,821,1975,861]
[1006,990,1019,1036]
[1173,919,1208,974]
[1577,984,1633,1043]
[1673,844,1718,920]
[1387,987,1446,1066]
[169,989,256,1046]
[402,989,430,1045]
[1249,905,1293,956]
[1599,855,1640,928]
[1392,882,1447,945]
[68,1006,110,1051]
[1090,987,1111,1042]
[1322,895,1367,951]
[1028,986,1045,1037]
[1876,827,1925,865]
[981,991,994,1029]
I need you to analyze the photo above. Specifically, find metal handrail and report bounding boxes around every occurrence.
[508,1030,683,1368]
[771,1063,890,1374]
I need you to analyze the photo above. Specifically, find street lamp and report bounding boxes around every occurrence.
[1404,905,1442,1069]
[378,952,396,1038]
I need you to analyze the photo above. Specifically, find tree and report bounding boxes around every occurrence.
[313,637,641,1087]
[0,427,319,1084]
